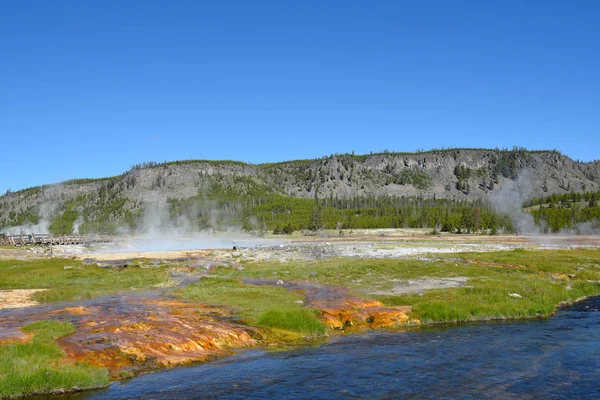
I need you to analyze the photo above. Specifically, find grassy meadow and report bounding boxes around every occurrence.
[178,277,326,335]
[0,258,172,303]
[216,248,600,323]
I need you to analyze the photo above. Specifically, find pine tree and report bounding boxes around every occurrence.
[309,188,323,231]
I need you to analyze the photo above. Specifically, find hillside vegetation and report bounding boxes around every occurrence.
[525,191,600,233]
[1,148,599,235]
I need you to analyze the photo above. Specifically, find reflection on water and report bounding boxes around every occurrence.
[65,298,600,399]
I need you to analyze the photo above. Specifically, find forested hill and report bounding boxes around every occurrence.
[1,148,600,234]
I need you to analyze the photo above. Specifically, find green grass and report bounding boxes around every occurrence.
[258,309,326,334]
[216,249,600,324]
[452,248,600,276]
[223,257,475,291]
[178,277,325,335]
[380,275,599,322]
[0,258,172,303]
[0,321,108,398]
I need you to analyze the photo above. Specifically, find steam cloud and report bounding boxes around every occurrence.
[1,189,60,235]
[490,171,542,235]
[97,200,274,253]
[491,171,600,237]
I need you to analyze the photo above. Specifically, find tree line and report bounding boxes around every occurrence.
[527,190,600,233]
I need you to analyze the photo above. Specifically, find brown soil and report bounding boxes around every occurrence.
[0,289,47,310]
[0,248,36,260]
[81,249,218,262]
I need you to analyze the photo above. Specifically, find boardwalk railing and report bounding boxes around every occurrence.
[0,233,114,246]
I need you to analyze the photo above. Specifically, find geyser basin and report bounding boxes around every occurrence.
[91,232,282,254]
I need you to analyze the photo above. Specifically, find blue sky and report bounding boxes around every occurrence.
[1,1,599,192]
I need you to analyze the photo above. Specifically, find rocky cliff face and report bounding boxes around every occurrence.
[265,149,599,199]
[1,148,599,231]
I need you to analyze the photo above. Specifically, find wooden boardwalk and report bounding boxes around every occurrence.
[0,233,114,246]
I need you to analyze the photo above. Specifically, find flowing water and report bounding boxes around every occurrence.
[60,297,600,399]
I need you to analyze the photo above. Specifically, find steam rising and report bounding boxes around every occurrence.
[490,171,542,235]
[491,171,600,238]
[1,197,58,235]
[97,200,275,252]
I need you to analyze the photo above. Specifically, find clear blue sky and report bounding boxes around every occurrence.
[1,1,599,193]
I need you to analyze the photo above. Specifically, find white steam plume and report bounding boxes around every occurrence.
[490,171,543,235]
